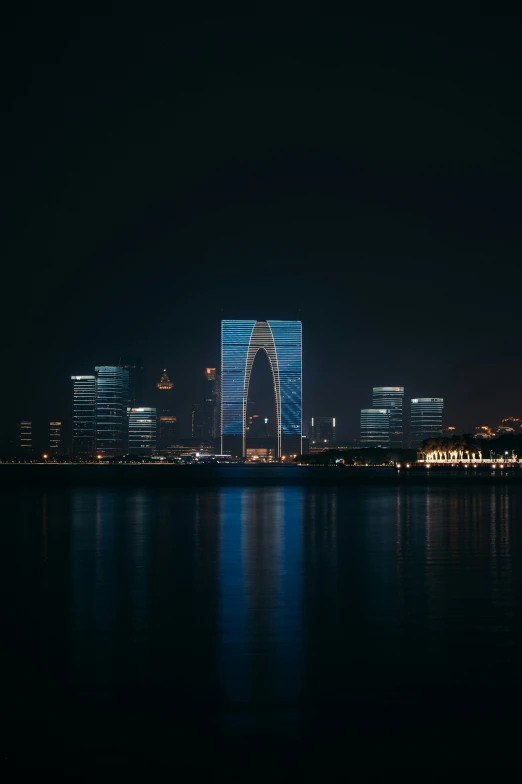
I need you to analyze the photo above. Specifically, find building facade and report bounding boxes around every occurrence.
[128,407,157,454]
[410,398,444,448]
[202,367,219,440]
[372,387,404,448]
[71,375,96,456]
[119,356,144,408]
[94,366,129,454]
[19,421,33,452]
[221,320,302,457]
[360,409,390,447]
[310,416,336,447]
[49,421,62,452]
[158,415,179,450]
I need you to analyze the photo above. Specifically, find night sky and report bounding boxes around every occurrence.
[3,9,522,443]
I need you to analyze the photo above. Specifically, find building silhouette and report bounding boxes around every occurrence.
[372,387,404,448]
[202,367,219,440]
[410,398,444,447]
[158,415,179,450]
[221,320,302,457]
[310,416,336,447]
[119,356,144,407]
[360,409,390,447]
[191,403,203,439]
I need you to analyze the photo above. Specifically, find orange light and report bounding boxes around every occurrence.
[97,454,102,459]
[42,454,48,459]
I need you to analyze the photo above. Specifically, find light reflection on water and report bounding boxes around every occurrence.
[4,483,522,769]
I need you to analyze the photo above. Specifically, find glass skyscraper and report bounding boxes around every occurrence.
[19,421,33,451]
[221,320,302,457]
[128,407,157,454]
[410,398,444,448]
[71,375,96,455]
[94,366,130,454]
[372,387,404,448]
[360,409,390,447]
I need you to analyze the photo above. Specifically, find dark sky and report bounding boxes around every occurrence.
[2,8,522,443]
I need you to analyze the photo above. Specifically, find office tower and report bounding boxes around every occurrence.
[410,398,444,448]
[19,421,32,450]
[192,403,203,439]
[158,415,179,450]
[310,416,336,446]
[94,366,130,454]
[49,421,62,452]
[372,387,404,448]
[72,375,96,455]
[360,409,390,447]
[202,367,219,440]
[128,408,157,454]
[221,320,302,457]
[119,356,144,407]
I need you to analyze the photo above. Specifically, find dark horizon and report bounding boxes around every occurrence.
[3,10,522,444]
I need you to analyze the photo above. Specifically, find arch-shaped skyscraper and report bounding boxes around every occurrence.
[221,320,302,457]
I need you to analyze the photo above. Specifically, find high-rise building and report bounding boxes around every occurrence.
[372,387,404,448]
[221,320,302,457]
[71,375,96,456]
[156,369,174,391]
[128,408,157,454]
[202,367,219,440]
[119,356,144,407]
[410,398,444,448]
[310,416,336,446]
[158,415,179,450]
[49,421,62,452]
[360,409,390,447]
[191,403,203,439]
[94,366,130,454]
[19,421,33,451]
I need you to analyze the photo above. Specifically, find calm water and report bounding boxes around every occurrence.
[4,482,522,772]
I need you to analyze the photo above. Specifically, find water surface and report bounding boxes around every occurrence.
[4,483,522,772]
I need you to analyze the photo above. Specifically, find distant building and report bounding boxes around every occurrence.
[128,408,157,454]
[310,416,336,446]
[202,367,219,440]
[119,356,144,407]
[410,398,444,448]
[19,421,33,451]
[475,425,494,440]
[94,366,130,454]
[71,375,96,456]
[156,369,174,391]
[158,415,179,450]
[360,409,390,447]
[442,426,457,437]
[191,403,203,439]
[372,387,404,448]
[49,421,62,452]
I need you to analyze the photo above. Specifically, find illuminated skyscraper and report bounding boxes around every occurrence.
[410,398,444,448]
[94,366,130,454]
[221,320,302,457]
[360,409,390,447]
[71,375,96,455]
[372,387,404,448]
[310,416,336,446]
[49,421,62,452]
[156,369,174,391]
[128,408,157,454]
